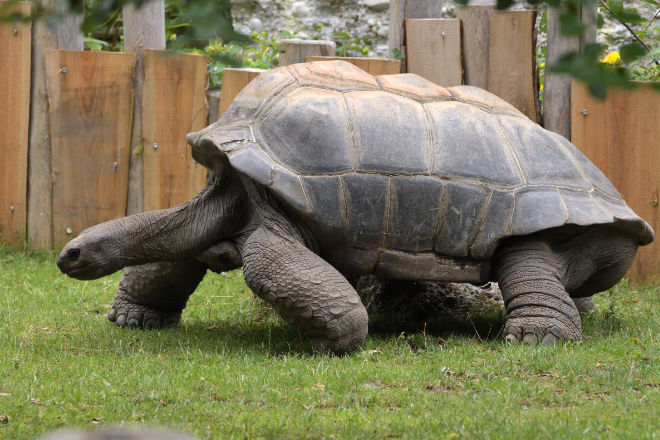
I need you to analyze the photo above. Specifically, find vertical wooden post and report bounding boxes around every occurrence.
[456,0,496,89]
[487,10,540,122]
[123,0,166,215]
[27,0,84,250]
[405,19,462,87]
[0,1,31,248]
[388,0,443,63]
[544,3,597,138]
[278,39,335,66]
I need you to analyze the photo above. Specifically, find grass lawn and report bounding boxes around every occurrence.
[0,247,658,439]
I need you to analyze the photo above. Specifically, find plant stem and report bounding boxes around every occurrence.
[599,0,651,51]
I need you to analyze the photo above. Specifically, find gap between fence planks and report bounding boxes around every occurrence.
[487,10,540,123]
[405,19,462,87]
[305,56,402,75]
[218,68,265,119]
[45,50,136,248]
[571,81,660,282]
[142,49,209,211]
[0,1,31,248]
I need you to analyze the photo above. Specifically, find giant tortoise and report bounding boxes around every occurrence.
[57,61,653,353]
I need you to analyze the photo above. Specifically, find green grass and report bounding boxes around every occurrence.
[0,248,658,439]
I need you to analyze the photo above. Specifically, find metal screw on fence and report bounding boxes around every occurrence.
[12,28,17,36]
[112,162,118,170]
[60,67,68,74]
[153,142,159,150]
[9,206,14,213]
[582,109,589,116]
[66,228,72,235]
[441,32,445,39]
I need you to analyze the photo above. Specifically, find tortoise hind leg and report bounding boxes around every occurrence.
[493,227,638,345]
[108,260,207,329]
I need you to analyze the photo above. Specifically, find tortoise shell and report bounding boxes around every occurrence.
[189,61,653,267]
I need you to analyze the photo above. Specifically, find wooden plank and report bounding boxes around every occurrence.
[28,0,85,250]
[457,4,495,89]
[388,0,443,63]
[279,39,335,66]
[544,8,581,138]
[305,56,402,75]
[544,4,597,139]
[219,68,265,118]
[45,50,136,248]
[207,89,222,123]
[142,50,209,211]
[404,19,462,87]
[123,0,166,215]
[487,10,539,123]
[0,1,31,248]
[571,81,660,282]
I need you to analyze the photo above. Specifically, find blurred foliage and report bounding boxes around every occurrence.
[333,31,371,57]
[2,0,657,95]
[454,0,660,97]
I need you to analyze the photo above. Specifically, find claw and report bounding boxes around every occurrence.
[116,314,126,327]
[144,318,159,329]
[523,333,539,344]
[541,333,559,346]
[505,334,519,344]
[107,308,117,322]
[128,318,140,329]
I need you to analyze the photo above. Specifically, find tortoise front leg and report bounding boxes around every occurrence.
[242,227,368,353]
[108,260,207,329]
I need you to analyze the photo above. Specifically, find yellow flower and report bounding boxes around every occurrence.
[540,84,544,91]
[601,51,621,64]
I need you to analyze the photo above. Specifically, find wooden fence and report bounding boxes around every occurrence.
[0,0,658,280]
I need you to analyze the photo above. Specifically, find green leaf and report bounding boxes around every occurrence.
[539,10,548,34]
[606,0,624,14]
[597,13,604,29]
[620,42,647,64]
[559,11,586,36]
[496,0,515,9]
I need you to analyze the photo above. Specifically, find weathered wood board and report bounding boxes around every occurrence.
[405,19,462,87]
[45,50,136,248]
[142,50,209,211]
[388,0,443,61]
[218,68,265,118]
[0,1,31,248]
[279,39,335,66]
[457,4,495,89]
[305,56,402,75]
[487,11,540,123]
[571,81,660,282]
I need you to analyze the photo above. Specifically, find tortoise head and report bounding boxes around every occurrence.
[57,168,250,280]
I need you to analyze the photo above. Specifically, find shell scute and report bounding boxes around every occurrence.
[348,91,430,173]
[377,73,452,102]
[435,182,490,256]
[287,60,380,91]
[426,101,524,187]
[260,88,353,174]
[499,115,591,189]
[384,176,445,251]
